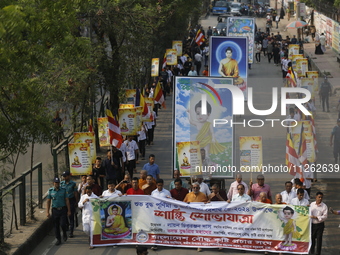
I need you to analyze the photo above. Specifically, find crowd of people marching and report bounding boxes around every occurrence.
[45,8,340,255]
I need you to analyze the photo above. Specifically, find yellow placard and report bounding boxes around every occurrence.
[68,143,92,175]
[73,132,96,164]
[306,71,319,98]
[119,104,135,109]
[118,108,137,135]
[125,89,136,104]
[97,117,110,147]
[291,121,316,163]
[288,44,300,59]
[165,49,177,65]
[143,97,154,122]
[172,40,183,56]
[177,141,202,177]
[135,106,142,131]
[301,78,315,99]
[291,54,304,69]
[151,58,159,77]
[295,58,308,77]
[239,136,263,172]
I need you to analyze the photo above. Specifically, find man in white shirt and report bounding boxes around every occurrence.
[124,136,139,178]
[188,66,198,76]
[310,191,327,255]
[78,186,99,249]
[291,188,309,206]
[151,179,171,198]
[101,181,122,198]
[227,174,248,200]
[292,178,310,200]
[280,181,296,204]
[230,184,251,202]
[194,52,203,75]
[137,123,147,160]
[116,139,126,173]
[196,175,211,196]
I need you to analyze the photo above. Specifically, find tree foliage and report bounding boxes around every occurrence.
[0,0,203,161]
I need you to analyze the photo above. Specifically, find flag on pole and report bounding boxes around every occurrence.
[297,124,307,182]
[135,88,141,107]
[286,133,302,176]
[162,52,167,69]
[154,81,166,108]
[286,66,297,87]
[106,109,123,148]
[140,93,151,120]
[308,113,318,154]
[194,29,205,46]
[88,119,93,132]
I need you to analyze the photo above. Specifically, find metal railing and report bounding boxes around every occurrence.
[0,162,43,244]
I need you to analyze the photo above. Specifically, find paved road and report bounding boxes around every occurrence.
[29,13,340,255]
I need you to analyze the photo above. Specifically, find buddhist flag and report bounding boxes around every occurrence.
[88,119,93,132]
[286,133,301,176]
[162,52,167,69]
[154,81,166,108]
[286,66,297,87]
[195,29,205,46]
[140,92,151,120]
[106,109,123,148]
[298,123,308,167]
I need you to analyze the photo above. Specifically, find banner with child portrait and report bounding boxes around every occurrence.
[174,77,233,178]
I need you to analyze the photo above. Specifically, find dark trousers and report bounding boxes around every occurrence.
[311,222,324,255]
[147,126,155,145]
[139,139,146,157]
[127,160,136,178]
[267,53,273,63]
[274,55,280,64]
[255,52,261,62]
[68,198,76,233]
[333,143,340,162]
[282,70,287,79]
[321,94,329,111]
[262,47,267,56]
[195,62,201,75]
[52,207,67,241]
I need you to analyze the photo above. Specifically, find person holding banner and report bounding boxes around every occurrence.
[248,174,272,202]
[230,184,251,202]
[78,186,98,249]
[142,175,157,195]
[151,179,171,198]
[227,174,248,200]
[310,192,328,255]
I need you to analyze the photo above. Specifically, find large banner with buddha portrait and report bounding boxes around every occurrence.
[209,36,248,97]
[90,196,311,254]
[173,77,233,178]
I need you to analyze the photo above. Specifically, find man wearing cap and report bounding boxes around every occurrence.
[46,177,71,245]
[61,171,78,238]
[330,119,340,164]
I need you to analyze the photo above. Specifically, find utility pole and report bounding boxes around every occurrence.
[296,0,301,41]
